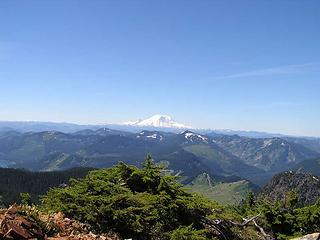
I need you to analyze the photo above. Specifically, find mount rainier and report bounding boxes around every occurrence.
[123,114,192,129]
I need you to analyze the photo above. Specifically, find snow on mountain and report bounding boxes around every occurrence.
[123,115,191,129]
[135,131,164,141]
[182,130,208,143]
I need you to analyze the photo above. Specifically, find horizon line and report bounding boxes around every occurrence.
[0,119,319,139]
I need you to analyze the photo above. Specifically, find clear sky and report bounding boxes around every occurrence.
[0,1,320,136]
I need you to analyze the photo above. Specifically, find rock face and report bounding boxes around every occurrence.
[260,171,320,206]
[291,233,320,240]
[0,204,119,240]
[0,204,43,239]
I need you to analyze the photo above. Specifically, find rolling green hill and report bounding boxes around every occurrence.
[188,173,259,205]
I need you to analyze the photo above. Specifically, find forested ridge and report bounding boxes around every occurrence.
[0,167,93,206]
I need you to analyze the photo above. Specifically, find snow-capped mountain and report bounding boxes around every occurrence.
[123,114,192,129]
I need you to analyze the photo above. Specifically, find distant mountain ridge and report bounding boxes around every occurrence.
[1,117,320,189]
[0,127,319,187]
[0,129,260,177]
[292,157,320,176]
[1,119,319,140]
[211,135,319,172]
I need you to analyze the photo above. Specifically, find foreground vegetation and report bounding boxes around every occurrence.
[2,155,320,239]
[38,157,320,239]
[40,156,263,239]
[240,191,320,239]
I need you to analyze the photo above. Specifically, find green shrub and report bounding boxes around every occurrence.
[167,225,207,240]
[20,192,31,205]
[41,156,217,239]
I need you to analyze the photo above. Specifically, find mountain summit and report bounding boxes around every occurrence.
[123,114,191,129]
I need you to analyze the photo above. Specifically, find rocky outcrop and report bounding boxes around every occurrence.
[0,204,43,239]
[0,204,119,240]
[291,233,320,240]
[260,171,320,206]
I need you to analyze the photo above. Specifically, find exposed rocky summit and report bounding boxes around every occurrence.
[260,171,320,206]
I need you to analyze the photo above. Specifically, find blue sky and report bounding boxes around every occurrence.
[0,1,320,136]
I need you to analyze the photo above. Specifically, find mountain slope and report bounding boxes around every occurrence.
[163,131,263,178]
[212,135,319,172]
[285,137,320,153]
[73,127,131,137]
[188,173,260,205]
[0,131,89,169]
[292,157,320,176]
[260,171,320,206]
[0,167,93,206]
[182,144,262,177]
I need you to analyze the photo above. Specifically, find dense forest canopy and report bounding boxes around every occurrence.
[0,167,93,206]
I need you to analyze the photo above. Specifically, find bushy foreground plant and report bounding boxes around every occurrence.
[41,156,218,239]
[167,225,207,240]
[240,191,320,239]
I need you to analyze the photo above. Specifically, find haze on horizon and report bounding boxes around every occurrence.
[0,1,320,137]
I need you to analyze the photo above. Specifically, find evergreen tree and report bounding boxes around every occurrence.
[41,157,216,239]
[20,192,31,205]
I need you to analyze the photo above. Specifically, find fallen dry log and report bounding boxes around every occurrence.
[200,217,240,240]
[201,214,274,240]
